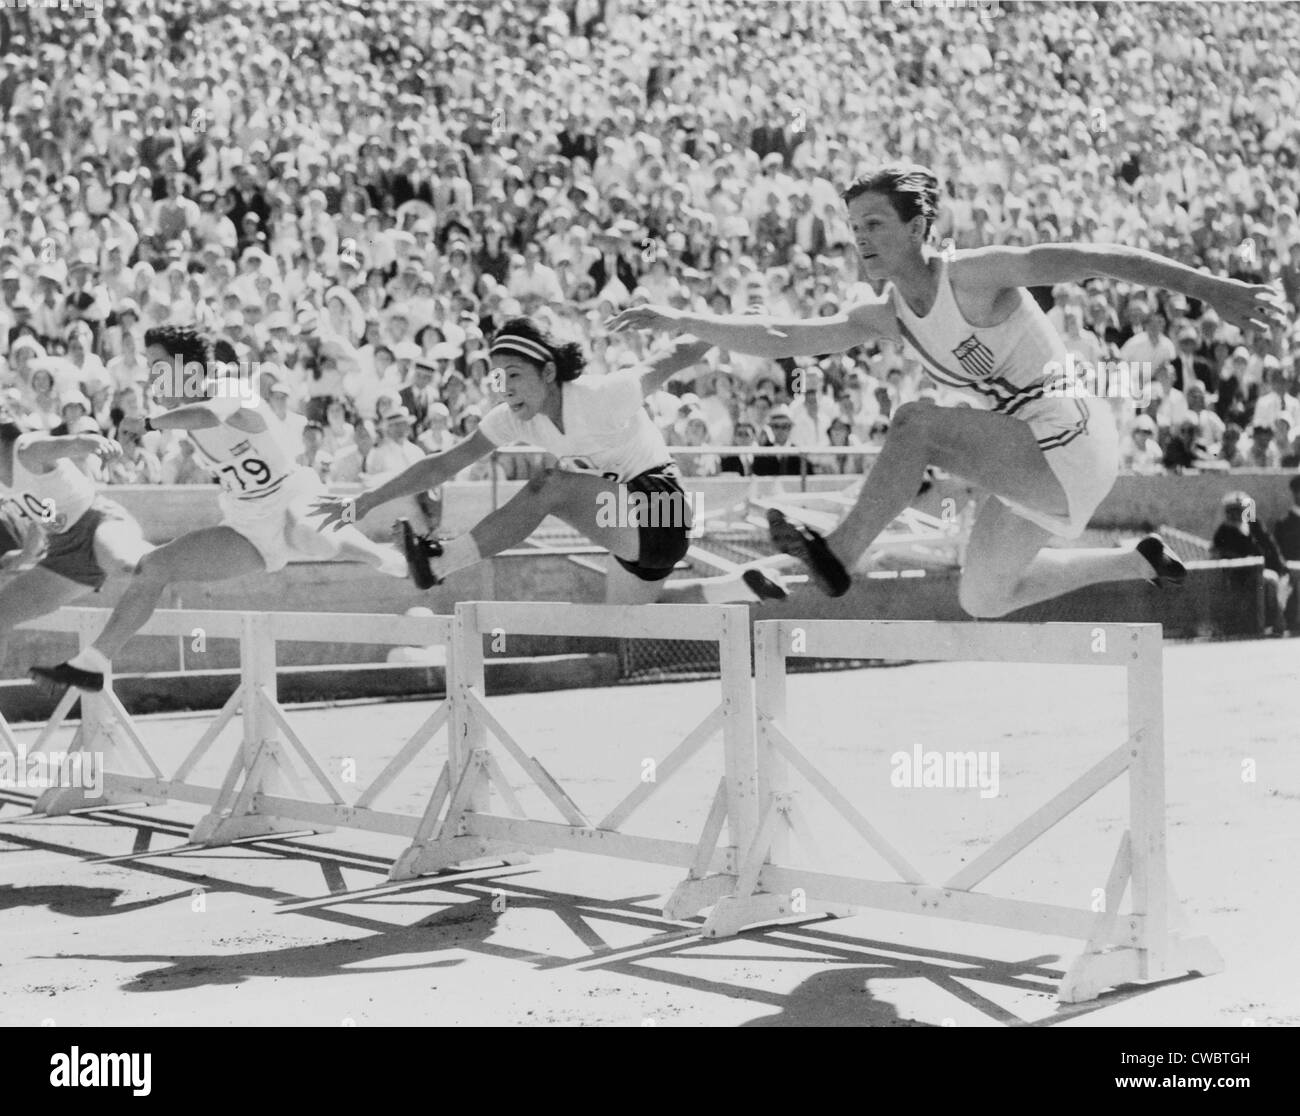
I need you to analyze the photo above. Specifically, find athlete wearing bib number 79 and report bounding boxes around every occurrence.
[0,424,152,667]
[609,163,1287,615]
[30,326,406,694]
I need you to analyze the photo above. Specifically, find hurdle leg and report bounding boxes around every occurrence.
[389,606,535,878]
[389,748,523,875]
[21,690,87,816]
[188,614,327,845]
[0,709,22,761]
[663,777,736,920]
[30,621,169,817]
[700,793,796,937]
[1121,627,1223,995]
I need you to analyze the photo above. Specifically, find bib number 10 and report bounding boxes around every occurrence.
[218,458,273,492]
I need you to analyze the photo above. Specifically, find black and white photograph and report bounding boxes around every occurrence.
[0,0,1294,1060]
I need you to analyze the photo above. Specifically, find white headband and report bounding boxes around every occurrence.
[490,335,552,364]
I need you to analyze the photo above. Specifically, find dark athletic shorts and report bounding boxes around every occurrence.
[38,498,134,591]
[611,466,692,583]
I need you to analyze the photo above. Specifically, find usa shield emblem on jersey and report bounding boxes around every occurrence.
[952,334,995,379]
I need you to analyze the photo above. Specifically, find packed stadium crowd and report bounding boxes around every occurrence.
[2,0,1299,493]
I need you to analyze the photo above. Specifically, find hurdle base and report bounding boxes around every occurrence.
[31,785,168,817]
[663,874,741,921]
[389,837,539,881]
[1059,935,1226,1004]
[187,811,331,846]
[700,891,845,938]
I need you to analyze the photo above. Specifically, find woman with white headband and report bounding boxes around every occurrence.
[311,316,787,605]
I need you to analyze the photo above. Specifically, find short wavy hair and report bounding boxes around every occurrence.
[842,164,941,239]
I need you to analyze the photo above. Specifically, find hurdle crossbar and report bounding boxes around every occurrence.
[389,601,790,924]
[704,619,1223,1004]
[5,608,458,855]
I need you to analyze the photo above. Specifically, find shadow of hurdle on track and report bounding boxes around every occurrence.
[0,797,1196,1022]
[570,922,1152,1027]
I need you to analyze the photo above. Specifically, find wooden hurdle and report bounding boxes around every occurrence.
[705,619,1223,1003]
[389,602,798,923]
[1,608,463,856]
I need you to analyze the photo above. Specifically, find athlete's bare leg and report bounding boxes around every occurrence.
[956,497,1150,617]
[819,401,1148,615]
[0,567,89,671]
[88,527,267,660]
[462,469,642,562]
[285,507,405,576]
[429,469,781,602]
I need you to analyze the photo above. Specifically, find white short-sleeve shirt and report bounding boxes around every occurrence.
[477,369,671,481]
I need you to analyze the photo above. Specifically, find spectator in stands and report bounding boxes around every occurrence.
[370,408,424,475]
[1184,383,1226,449]
[1252,363,1300,432]
[676,414,719,478]
[50,391,98,438]
[1215,347,1256,429]
[0,0,1296,507]
[1212,492,1288,634]
[321,399,357,457]
[1163,417,1210,473]
[1120,308,1176,374]
[1120,414,1165,474]
[417,402,456,454]
[1272,474,1300,631]
[824,415,864,474]
[1275,416,1300,467]
[1247,423,1282,468]
[1171,324,1215,396]
[105,424,162,485]
[161,438,210,485]
[328,421,377,484]
[1144,361,1188,439]
[297,422,333,482]
[754,404,802,476]
[1218,424,1246,468]
[719,420,758,476]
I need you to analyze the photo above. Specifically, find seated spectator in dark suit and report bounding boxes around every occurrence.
[1273,474,1300,561]
[1212,491,1287,632]
[1171,324,1215,395]
[753,404,802,476]
[1214,347,1256,428]
[720,420,758,476]
[1276,416,1300,467]
[1162,418,1210,472]
[1272,474,1300,630]
[1218,423,1246,467]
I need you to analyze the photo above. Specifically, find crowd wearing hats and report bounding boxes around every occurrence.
[1,0,1299,488]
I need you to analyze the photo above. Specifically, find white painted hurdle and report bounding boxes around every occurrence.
[2,608,458,858]
[389,602,797,924]
[2,607,1228,988]
[704,619,1223,1003]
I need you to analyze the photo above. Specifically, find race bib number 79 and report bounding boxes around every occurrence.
[217,458,275,493]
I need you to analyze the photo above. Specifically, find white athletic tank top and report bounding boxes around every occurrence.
[5,434,97,534]
[184,408,299,501]
[889,256,1085,428]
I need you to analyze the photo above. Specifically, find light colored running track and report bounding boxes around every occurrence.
[1,637,1296,1027]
